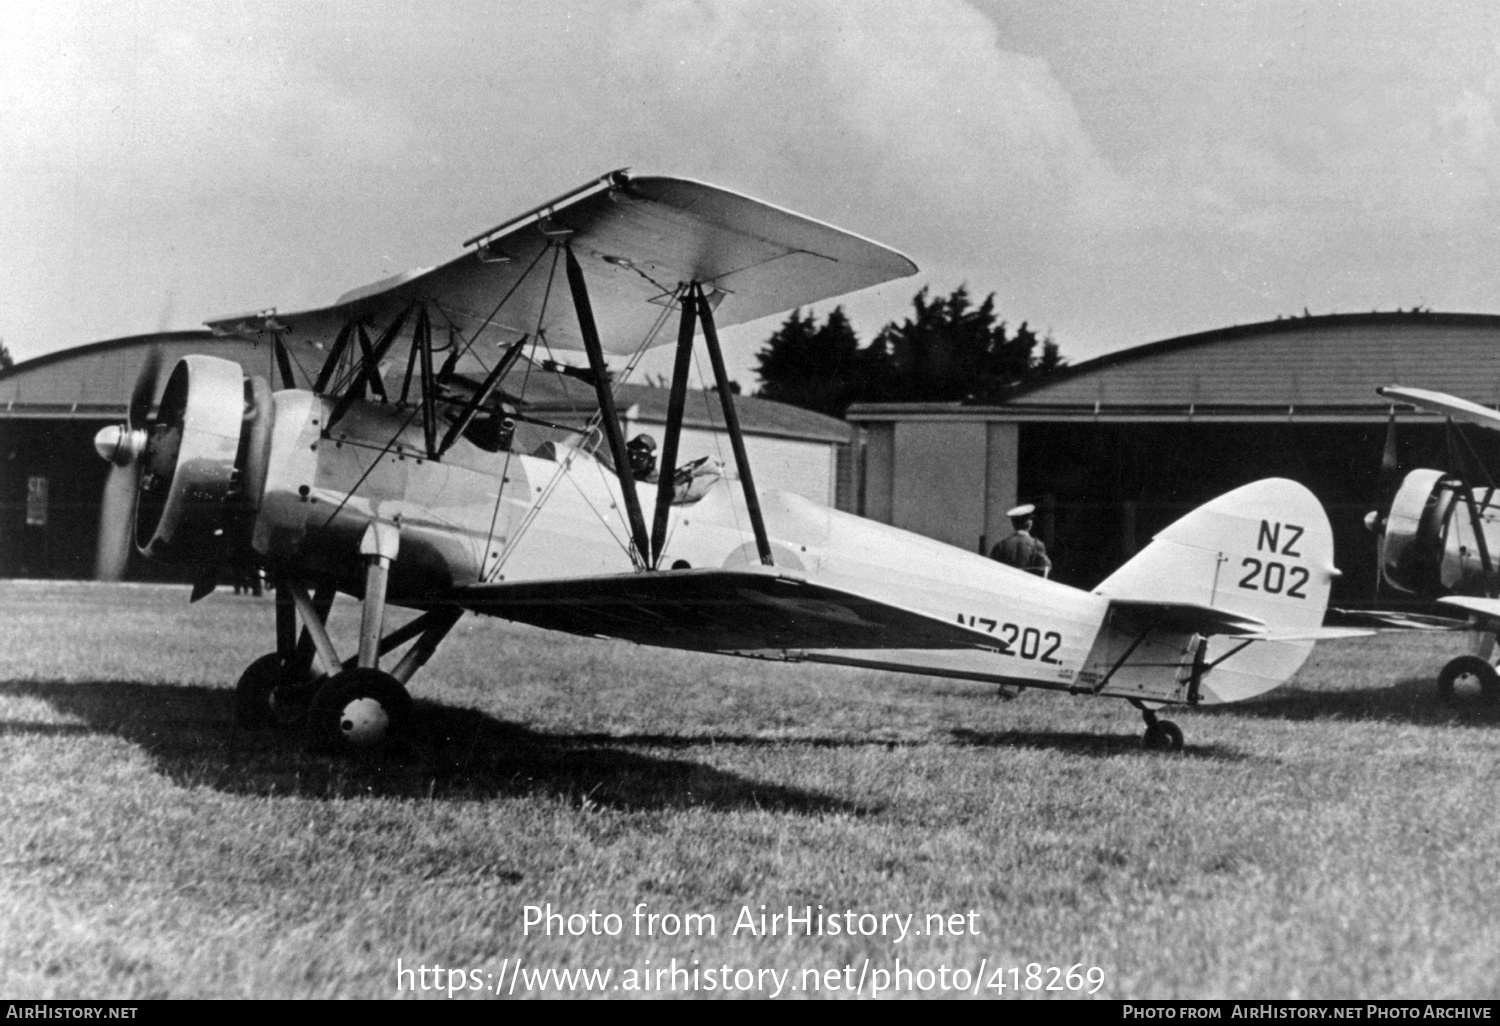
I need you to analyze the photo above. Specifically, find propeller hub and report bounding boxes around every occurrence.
[94,424,147,466]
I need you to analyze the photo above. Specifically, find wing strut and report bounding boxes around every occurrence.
[695,283,774,566]
[312,320,356,393]
[564,243,652,567]
[437,334,529,457]
[414,304,439,457]
[327,305,413,430]
[650,289,698,566]
[273,336,298,389]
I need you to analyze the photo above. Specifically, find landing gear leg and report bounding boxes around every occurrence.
[233,575,320,730]
[236,529,466,754]
[1132,700,1184,751]
[304,525,413,754]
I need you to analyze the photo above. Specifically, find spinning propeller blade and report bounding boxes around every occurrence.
[93,347,163,581]
[1379,408,1399,491]
[128,345,162,430]
[94,461,140,581]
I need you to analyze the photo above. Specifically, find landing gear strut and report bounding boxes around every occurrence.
[233,524,462,754]
[1132,700,1184,751]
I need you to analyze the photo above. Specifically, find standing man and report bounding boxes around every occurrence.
[990,503,1052,577]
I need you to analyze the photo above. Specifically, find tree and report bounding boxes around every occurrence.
[0,337,12,373]
[753,306,876,417]
[752,287,1065,414]
[871,286,1063,403]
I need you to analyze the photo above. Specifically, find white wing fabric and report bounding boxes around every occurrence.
[206,172,917,372]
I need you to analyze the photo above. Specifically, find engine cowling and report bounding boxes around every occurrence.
[1379,468,1500,596]
[134,355,273,562]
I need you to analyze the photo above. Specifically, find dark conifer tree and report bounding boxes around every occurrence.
[753,288,1065,414]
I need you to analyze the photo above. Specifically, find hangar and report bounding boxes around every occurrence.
[847,311,1500,603]
[0,332,852,581]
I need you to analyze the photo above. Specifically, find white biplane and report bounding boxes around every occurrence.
[93,170,1351,754]
[1359,385,1500,700]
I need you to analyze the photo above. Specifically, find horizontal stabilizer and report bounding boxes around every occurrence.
[1242,626,1373,642]
[1438,595,1500,625]
[1327,607,1468,631]
[1378,386,1500,434]
[1106,598,1265,636]
[440,567,997,654]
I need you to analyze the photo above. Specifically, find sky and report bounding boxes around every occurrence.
[4,0,1500,387]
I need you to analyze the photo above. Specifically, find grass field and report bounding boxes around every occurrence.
[1,580,1497,1000]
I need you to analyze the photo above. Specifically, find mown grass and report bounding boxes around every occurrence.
[1,581,1497,999]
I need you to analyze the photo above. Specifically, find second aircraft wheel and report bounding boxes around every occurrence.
[1436,655,1500,704]
[235,653,316,730]
[1143,720,1185,752]
[306,668,413,754]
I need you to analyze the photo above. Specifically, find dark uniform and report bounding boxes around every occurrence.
[990,503,1052,577]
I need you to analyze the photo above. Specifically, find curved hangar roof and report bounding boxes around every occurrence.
[0,331,849,442]
[850,312,1500,423]
[0,331,273,418]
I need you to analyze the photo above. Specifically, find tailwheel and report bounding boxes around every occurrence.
[1135,702,1184,752]
[1143,720,1184,751]
[1436,655,1500,704]
[235,653,316,730]
[306,668,413,755]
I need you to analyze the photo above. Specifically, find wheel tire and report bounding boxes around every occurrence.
[1143,720,1184,752]
[306,668,413,755]
[235,653,314,730]
[1436,655,1500,704]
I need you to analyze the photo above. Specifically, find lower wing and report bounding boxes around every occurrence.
[433,566,998,655]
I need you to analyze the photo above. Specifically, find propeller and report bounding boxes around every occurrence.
[93,346,162,580]
[1365,407,1401,599]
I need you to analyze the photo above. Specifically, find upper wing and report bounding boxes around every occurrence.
[207,171,918,370]
[1378,386,1500,433]
[433,566,996,655]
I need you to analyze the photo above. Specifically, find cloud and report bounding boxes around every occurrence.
[0,0,1128,368]
[10,0,1499,375]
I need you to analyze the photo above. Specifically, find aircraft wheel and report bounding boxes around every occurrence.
[1143,720,1184,752]
[235,653,315,730]
[1436,655,1500,704]
[306,668,413,754]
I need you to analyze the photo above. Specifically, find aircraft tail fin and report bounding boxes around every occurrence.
[1094,478,1338,704]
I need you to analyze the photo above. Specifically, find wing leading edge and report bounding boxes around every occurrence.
[1378,386,1500,434]
[207,171,919,363]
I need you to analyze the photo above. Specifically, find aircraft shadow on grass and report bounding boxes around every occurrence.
[946,727,1247,761]
[0,679,861,816]
[1202,675,1500,728]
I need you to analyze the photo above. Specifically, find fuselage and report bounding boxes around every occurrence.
[250,390,1217,703]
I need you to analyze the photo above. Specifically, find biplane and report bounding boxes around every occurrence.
[93,170,1352,754]
[1359,385,1500,700]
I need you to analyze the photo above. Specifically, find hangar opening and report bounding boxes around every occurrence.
[848,312,1500,605]
[0,332,854,582]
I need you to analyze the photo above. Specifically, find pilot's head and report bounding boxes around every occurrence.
[1007,502,1036,531]
[628,433,657,476]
